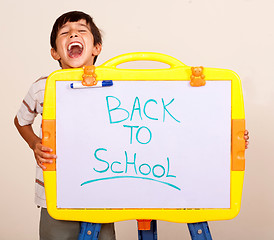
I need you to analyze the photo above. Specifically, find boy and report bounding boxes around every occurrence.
[14,11,116,240]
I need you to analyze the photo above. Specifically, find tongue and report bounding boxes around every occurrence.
[68,45,83,58]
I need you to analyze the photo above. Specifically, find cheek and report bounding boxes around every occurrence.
[59,47,68,57]
[56,38,66,51]
[85,45,95,56]
[84,35,95,49]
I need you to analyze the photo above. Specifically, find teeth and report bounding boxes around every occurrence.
[68,42,83,51]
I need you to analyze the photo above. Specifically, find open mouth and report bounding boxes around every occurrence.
[67,42,83,58]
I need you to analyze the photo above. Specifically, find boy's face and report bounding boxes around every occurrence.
[51,19,101,69]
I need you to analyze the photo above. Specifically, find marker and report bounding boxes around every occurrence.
[70,80,113,89]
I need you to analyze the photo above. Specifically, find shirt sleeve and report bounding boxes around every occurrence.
[16,82,38,126]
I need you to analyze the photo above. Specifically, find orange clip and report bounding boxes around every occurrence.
[190,66,206,87]
[231,119,246,171]
[82,65,97,86]
[137,219,152,230]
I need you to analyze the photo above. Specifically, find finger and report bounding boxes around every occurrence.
[36,155,54,164]
[37,161,47,170]
[244,135,249,140]
[244,130,249,135]
[42,158,54,164]
[38,151,57,159]
[40,145,54,152]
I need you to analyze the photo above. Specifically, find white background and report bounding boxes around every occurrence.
[1,0,274,239]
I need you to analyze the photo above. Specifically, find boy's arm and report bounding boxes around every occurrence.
[14,116,56,170]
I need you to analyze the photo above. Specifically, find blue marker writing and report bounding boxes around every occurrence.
[70,80,113,89]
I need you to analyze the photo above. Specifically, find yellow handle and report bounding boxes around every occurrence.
[100,52,186,69]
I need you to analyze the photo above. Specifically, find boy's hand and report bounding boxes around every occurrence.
[244,130,249,149]
[14,117,57,170]
[32,139,57,170]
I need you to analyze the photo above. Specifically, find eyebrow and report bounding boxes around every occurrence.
[77,23,90,29]
[59,22,90,31]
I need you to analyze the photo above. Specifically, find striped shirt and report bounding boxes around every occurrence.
[17,76,48,208]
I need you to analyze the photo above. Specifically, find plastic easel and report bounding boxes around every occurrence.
[42,54,245,240]
[78,220,213,240]
[78,222,101,240]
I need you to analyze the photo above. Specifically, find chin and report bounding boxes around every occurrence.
[61,56,92,69]
[67,60,86,69]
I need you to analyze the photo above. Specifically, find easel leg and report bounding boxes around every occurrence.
[78,222,102,240]
[187,222,212,240]
[138,220,157,240]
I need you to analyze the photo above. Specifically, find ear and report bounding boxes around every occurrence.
[51,48,61,61]
[92,43,102,57]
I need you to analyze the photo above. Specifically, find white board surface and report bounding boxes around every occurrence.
[56,80,231,209]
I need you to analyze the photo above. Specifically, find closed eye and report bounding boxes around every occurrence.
[60,32,68,35]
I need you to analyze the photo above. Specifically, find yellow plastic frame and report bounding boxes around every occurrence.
[42,52,245,223]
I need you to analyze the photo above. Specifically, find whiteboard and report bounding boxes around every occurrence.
[56,80,231,209]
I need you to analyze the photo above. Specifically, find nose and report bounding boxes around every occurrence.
[69,29,78,38]
[70,33,78,38]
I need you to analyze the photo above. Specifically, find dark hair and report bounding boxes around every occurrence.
[50,11,102,64]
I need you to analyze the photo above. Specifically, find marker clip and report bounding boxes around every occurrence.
[190,66,206,87]
[70,80,113,89]
[82,65,97,86]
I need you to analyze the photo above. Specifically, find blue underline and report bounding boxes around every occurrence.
[81,176,181,191]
